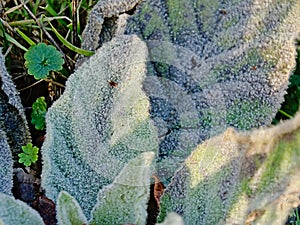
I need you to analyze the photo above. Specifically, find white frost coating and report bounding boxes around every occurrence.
[156,212,184,225]
[76,0,300,185]
[43,0,300,220]
[41,35,158,216]
[0,130,13,195]
[90,152,155,225]
[81,0,142,51]
[0,50,31,161]
[159,112,300,225]
[0,48,27,118]
[121,0,300,182]
[0,193,44,225]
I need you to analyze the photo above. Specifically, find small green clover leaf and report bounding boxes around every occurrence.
[24,43,64,79]
[18,143,39,167]
[31,96,47,130]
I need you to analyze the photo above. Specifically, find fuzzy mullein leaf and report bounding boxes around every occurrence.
[82,0,300,185]
[0,193,44,225]
[0,48,31,162]
[159,112,300,225]
[0,130,13,195]
[31,96,47,130]
[24,43,64,79]
[90,152,155,225]
[41,35,157,216]
[56,191,88,225]
[18,143,39,167]
[156,212,184,225]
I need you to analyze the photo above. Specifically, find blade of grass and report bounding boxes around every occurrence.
[278,110,292,119]
[9,16,72,27]
[15,28,36,46]
[48,21,94,56]
[0,29,28,51]
[32,0,41,15]
[41,4,68,28]
[72,0,79,46]
[43,4,58,16]
[4,1,27,15]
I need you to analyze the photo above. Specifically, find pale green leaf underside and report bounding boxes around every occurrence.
[90,152,155,225]
[57,191,88,225]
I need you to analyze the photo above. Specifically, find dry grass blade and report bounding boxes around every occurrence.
[3,0,28,15]
[72,0,79,46]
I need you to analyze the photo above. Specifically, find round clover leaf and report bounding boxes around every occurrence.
[18,143,39,167]
[24,43,64,79]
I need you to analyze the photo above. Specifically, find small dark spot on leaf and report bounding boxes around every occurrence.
[191,57,197,69]
[220,9,227,15]
[108,80,118,88]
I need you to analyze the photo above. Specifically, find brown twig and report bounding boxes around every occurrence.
[72,0,80,47]
[18,79,44,91]
[44,78,65,88]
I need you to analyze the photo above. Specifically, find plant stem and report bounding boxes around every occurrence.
[72,0,80,47]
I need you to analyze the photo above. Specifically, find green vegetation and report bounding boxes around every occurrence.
[287,207,300,225]
[274,43,300,123]
[31,96,47,130]
[24,43,64,79]
[18,143,39,167]
[0,0,97,79]
[0,0,300,224]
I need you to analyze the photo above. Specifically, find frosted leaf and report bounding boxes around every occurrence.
[0,193,44,225]
[156,212,184,225]
[0,49,31,161]
[90,152,155,225]
[56,191,88,225]
[43,0,300,220]
[159,112,300,225]
[124,0,300,182]
[41,35,158,216]
[0,130,13,195]
[81,0,300,183]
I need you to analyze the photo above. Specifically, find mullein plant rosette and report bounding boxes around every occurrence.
[24,43,64,79]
